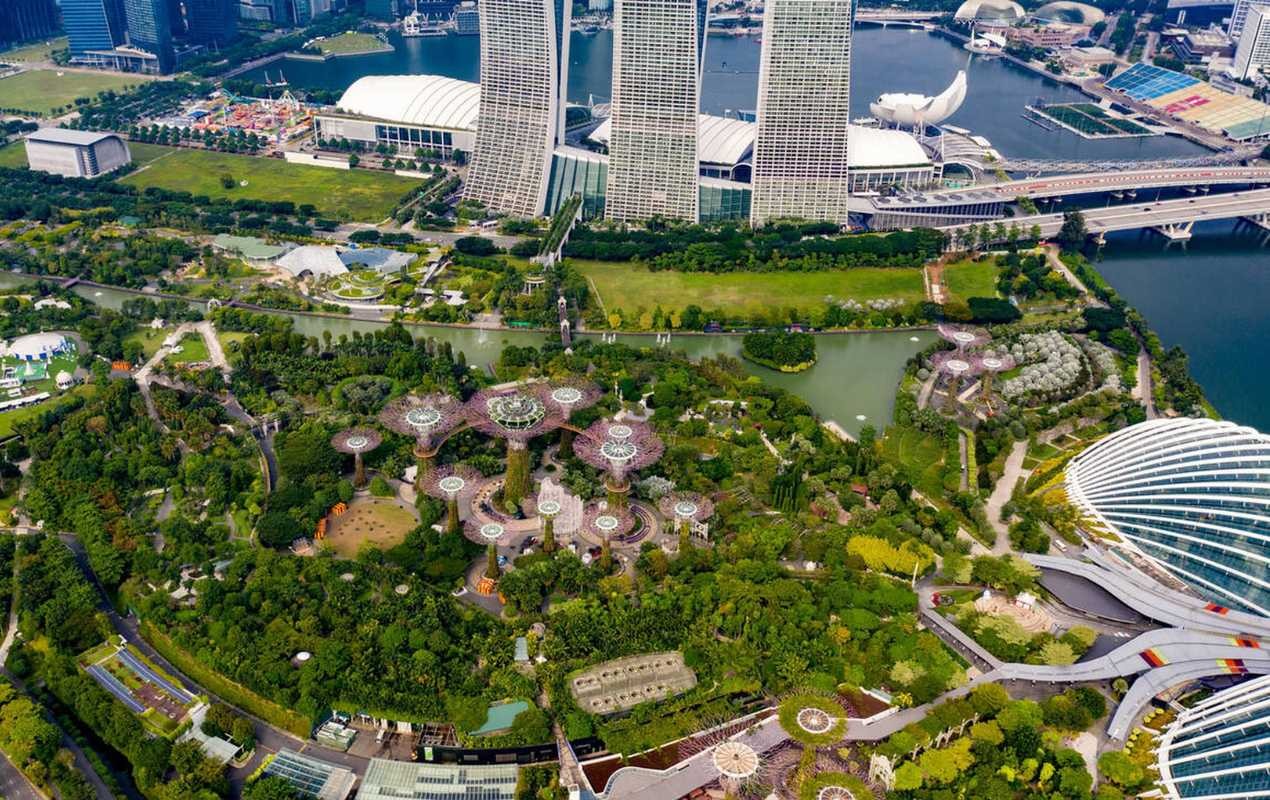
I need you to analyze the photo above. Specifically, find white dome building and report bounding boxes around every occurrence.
[1032,1,1106,24]
[1155,674,1270,799]
[1065,418,1270,616]
[2,332,70,362]
[870,70,969,128]
[955,0,1026,24]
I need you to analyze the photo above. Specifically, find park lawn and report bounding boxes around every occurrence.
[0,37,69,63]
[881,425,947,500]
[169,333,209,364]
[0,141,26,168]
[323,498,418,558]
[0,69,150,116]
[573,260,925,318]
[0,383,94,438]
[124,327,172,360]
[121,149,420,222]
[942,258,999,301]
[314,31,390,54]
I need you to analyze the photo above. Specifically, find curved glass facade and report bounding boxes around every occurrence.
[1157,674,1270,798]
[1065,418,1270,616]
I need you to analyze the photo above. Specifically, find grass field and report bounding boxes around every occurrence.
[942,259,999,301]
[124,327,171,360]
[575,260,925,318]
[323,497,418,558]
[0,384,93,438]
[313,32,391,54]
[881,425,947,500]
[0,69,149,116]
[169,333,209,364]
[0,141,26,168]
[121,149,420,222]
[0,37,68,63]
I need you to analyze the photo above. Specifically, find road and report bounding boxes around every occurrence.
[926,166,1270,202]
[0,750,42,800]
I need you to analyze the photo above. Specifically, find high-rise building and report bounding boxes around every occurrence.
[604,0,708,223]
[123,0,176,71]
[750,0,853,226]
[463,0,571,217]
[63,0,128,58]
[0,0,61,47]
[1230,0,1258,38]
[1232,3,1270,79]
[182,0,238,45]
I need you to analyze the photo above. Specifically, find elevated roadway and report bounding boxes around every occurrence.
[930,166,1270,202]
[939,188,1270,241]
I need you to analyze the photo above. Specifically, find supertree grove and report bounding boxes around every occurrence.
[330,428,382,488]
[379,393,465,487]
[573,419,664,509]
[422,464,482,537]
[466,385,564,509]
[537,498,562,554]
[937,324,990,352]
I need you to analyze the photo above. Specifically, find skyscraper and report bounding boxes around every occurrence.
[604,0,707,223]
[0,0,60,47]
[63,0,128,58]
[1232,3,1270,79]
[182,0,239,47]
[750,0,853,227]
[123,0,175,72]
[1230,0,1257,38]
[464,0,571,217]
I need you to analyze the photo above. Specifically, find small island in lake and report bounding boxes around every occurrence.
[741,330,817,373]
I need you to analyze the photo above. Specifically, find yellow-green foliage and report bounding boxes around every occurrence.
[847,534,933,577]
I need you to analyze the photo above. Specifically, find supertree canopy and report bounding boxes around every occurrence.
[658,492,715,542]
[574,419,664,509]
[937,324,990,351]
[422,464,483,537]
[582,505,636,541]
[331,428,382,488]
[543,378,602,457]
[379,393,465,485]
[465,519,510,547]
[466,385,566,508]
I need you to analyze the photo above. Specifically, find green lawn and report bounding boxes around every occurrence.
[0,141,27,169]
[121,149,420,222]
[0,69,149,116]
[574,260,925,317]
[942,258,999,301]
[0,384,93,438]
[313,32,391,54]
[169,333,209,364]
[881,425,947,500]
[123,327,172,360]
[0,37,68,63]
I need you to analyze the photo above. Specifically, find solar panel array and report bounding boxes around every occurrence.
[1105,63,1270,141]
[1105,63,1200,101]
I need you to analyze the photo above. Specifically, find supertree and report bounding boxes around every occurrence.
[543,379,602,457]
[679,723,773,798]
[937,324,990,352]
[422,464,482,537]
[331,428,382,488]
[537,499,562,554]
[466,385,564,509]
[573,419,664,510]
[379,393,465,487]
[974,351,1017,408]
[466,519,511,548]
[582,505,636,573]
[484,543,501,580]
[658,492,715,548]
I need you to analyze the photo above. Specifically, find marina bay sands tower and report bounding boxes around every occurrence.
[464,0,572,217]
[751,0,855,226]
[604,0,710,222]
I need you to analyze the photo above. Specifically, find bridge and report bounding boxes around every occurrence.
[996,149,1262,174]
[938,188,1270,242]
[931,166,1270,202]
[854,9,943,20]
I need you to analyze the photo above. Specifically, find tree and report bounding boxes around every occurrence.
[1057,210,1088,253]
[348,153,360,167]
[893,761,924,791]
[244,776,299,800]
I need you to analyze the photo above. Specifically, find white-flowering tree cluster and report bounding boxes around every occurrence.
[1083,339,1123,394]
[833,297,905,312]
[1003,331,1088,403]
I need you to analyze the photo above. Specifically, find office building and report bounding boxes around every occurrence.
[463,0,570,216]
[452,1,479,34]
[604,0,707,223]
[1156,674,1270,799]
[1065,417,1270,617]
[1232,2,1270,78]
[24,129,133,178]
[64,0,128,59]
[0,0,60,48]
[750,0,854,226]
[1230,0,1258,37]
[123,0,175,71]
[183,0,238,46]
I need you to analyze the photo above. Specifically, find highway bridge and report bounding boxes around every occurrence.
[932,166,1270,202]
[938,188,1270,242]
